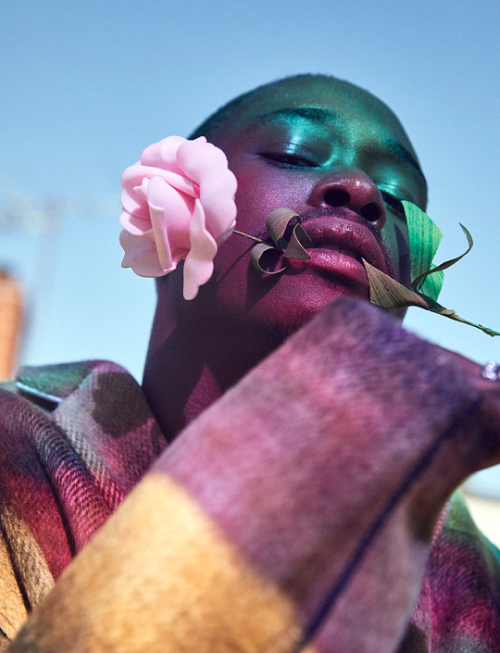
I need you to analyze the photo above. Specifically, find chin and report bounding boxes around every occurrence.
[245,271,371,341]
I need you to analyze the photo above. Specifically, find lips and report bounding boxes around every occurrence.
[285,212,391,287]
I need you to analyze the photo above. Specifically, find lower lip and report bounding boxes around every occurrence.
[287,249,370,287]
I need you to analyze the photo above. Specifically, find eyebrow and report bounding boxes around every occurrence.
[257,107,337,125]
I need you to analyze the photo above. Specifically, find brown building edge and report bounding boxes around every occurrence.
[0,270,23,381]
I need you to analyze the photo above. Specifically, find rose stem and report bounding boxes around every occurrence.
[232,229,265,244]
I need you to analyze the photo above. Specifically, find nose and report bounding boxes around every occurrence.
[308,168,387,230]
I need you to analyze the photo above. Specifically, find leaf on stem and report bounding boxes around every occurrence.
[362,253,500,336]
[403,200,443,284]
[250,208,314,273]
[250,243,288,275]
[363,260,429,310]
[266,208,312,261]
[411,223,473,295]
[266,208,300,249]
[284,224,313,260]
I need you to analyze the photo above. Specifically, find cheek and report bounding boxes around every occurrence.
[231,168,314,236]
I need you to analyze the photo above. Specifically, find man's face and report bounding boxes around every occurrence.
[189,78,427,338]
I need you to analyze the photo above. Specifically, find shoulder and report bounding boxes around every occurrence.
[408,491,500,651]
[5,360,135,410]
[0,359,168,483]
[0,358,167,556]
[0,360,163,440]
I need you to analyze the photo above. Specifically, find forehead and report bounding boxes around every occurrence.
[219,78,412,142]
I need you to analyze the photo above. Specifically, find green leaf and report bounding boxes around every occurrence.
[402,200,443,284]
[412,223,473,294]
[250,242,288,275]
[418,264,444,302]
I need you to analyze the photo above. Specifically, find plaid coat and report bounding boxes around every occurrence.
[0,349,499,651]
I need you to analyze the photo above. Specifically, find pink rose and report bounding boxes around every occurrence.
[119,136,237,300]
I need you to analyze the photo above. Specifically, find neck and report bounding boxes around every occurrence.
[142,285,282,442]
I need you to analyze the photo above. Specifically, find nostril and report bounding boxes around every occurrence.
[360,202,381,222]
[324,189,350,207]
[322,186,384,224]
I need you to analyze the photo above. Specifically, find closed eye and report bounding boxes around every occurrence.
[380,190,406,220]
[259,152,319,169]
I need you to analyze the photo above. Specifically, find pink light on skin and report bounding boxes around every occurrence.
[142,76,428,442]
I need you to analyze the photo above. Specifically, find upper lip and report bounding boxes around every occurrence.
[298,214,390,276]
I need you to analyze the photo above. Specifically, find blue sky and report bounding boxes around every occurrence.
[2,0,500,495]
[1,0,499,381]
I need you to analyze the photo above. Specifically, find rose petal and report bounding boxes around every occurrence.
[140,136,185,174]
[216,220,237,245]
[146,175,193,258]
[183,199,218,300]
[177,138,237,241]
[119,230,173,277]
[160,171,197,198]
[121,167,198,220]
[119,211,154,237]
[136,169,197,198]
[148,177,175,271]
[120,176,150,220]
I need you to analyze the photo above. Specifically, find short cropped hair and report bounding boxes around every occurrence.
[188,74,336,141]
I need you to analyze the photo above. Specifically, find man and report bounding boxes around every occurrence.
[3,75,500,652]
[143,74,423,439]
